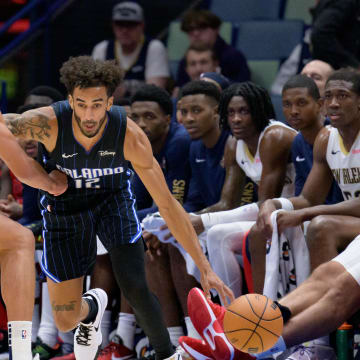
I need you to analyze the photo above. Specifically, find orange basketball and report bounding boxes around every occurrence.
[223,294,283,354]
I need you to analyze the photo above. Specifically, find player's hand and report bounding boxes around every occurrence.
[190,213,205,235]
[48,170,68,196]
[200,265,235,306]
[143,230,163,259]
[256,199,277,239]
[0,194,22,219]
[277,210,304,234]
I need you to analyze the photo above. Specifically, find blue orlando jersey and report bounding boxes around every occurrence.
[291,132,343,204]
[132,122,191,221]
[184,130,230,212]
[41,101,132,199]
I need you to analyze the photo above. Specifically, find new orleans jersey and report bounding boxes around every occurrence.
[326,126,360,200]
[235,120,296,198]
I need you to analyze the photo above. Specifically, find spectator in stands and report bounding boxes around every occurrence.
[92,1,170,98]
[300,59,334,96]
[311,0,360,70]
[176,9,250,88]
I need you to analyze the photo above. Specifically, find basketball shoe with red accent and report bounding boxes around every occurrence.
[186,288,255,360]
[179,336,214,360]
[97,335,136,360]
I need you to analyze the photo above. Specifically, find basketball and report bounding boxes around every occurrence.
[223,294,283,354]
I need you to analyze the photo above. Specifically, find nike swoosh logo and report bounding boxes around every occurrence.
[62,153,78,158]
[296,156,305,162]
[195,159,206,163]
[331,150,340,155]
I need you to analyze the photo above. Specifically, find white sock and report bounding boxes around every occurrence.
[37,282,58,347]
[101,310,112,347]
[8,321,32,360]
[185,316,202,340]
[168,326,184,347]
[254,336,287,358]
[116,312,136,350]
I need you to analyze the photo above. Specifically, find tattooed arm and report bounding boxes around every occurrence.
[2,106,58,151]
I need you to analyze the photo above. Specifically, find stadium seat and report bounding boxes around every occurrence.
[167,21,232,62]
[285,0,314,24]
[271,94,287,124]
[209,0,286,21]
[248,60,280,91]
[235,20,304,61]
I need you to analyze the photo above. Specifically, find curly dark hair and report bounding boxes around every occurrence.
[60,56,123,96]
[179,80,221,103]
[326,68,360,95]
[219,82,275,133]
[283,74,320,100]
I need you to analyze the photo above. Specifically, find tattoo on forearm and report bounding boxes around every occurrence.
[5,113,51,140]
[52,301,76,312]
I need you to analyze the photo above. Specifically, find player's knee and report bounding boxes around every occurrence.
[11,226,34,252]
[306,215,332,251]
[53,312,78,332]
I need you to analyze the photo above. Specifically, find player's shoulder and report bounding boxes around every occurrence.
[262,121,296,145]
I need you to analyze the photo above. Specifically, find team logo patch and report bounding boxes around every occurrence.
[21,330,27,339]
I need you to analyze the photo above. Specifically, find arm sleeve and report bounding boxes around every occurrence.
[145,40,170,79]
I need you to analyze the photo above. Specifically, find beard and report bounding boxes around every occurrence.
[73,110,107,138]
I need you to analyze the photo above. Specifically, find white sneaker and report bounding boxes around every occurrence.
[285,345,336,360]
[33,355,40,360]
[74,288,108,360]
[163,347,185,360]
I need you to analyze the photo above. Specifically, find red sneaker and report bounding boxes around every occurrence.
[187,288,236,360]
[98,336,136,360]
[179,336,214,360]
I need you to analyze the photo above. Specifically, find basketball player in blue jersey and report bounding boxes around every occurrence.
[184,69,360,360]
[3,56,232,360]
[0,113,66,360]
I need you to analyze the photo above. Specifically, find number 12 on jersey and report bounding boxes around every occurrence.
[74,178,100,189]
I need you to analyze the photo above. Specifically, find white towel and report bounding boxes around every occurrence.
[142,212,207,283]
[263,210,310,300]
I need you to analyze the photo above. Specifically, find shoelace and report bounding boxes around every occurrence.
[294,345,315,358]
[76,325,92,346]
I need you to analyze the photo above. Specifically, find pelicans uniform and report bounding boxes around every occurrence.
[236,120,296,198]
[327,126,360,284]
[39,101,141,282]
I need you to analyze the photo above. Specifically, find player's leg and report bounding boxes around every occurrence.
[207,221,255,298]
[0,215,35,360]
[109,240,175,359]
[306,214,360,270]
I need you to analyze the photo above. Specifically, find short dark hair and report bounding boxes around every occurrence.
[181,9,221,32]
[179,80,221,104]
[326,68,360,95]
[283,74,320,100]
[131,84,173,115]
[27,86,64,103]
[17,103,49,114]
[185,43,218,65]
[60,56,123,96]
[219,82,275,133]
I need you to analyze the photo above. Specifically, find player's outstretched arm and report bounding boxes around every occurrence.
[0,113,67,196]
[124,118,234,305]
[2,106,57,150]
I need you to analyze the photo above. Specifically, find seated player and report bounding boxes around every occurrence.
[189,82,296,298]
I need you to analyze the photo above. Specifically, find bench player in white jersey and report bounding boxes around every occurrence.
[190,82,297,298]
